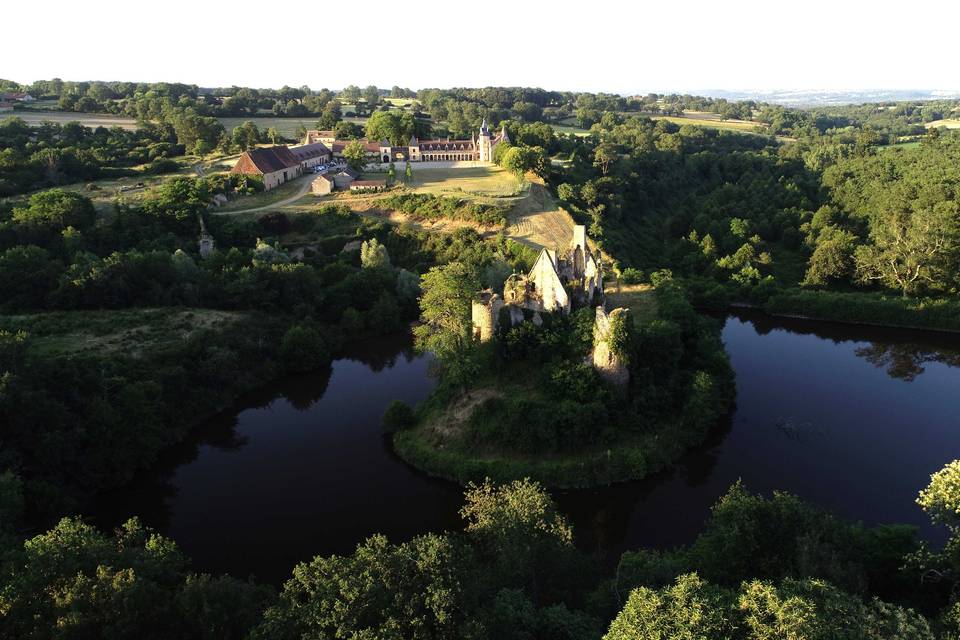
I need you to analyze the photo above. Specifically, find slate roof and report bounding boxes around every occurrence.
[289,142,330,161]
[232,146,300,175]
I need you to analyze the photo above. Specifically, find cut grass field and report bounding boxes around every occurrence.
[407,165,521,198]
[553,111,767,136]
[925,119,960,129]
[9,110,139,130]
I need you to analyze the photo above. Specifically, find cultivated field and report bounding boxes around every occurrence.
[925,119,960,129]
[9,110,139,129]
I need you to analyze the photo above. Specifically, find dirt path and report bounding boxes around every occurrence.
[210,176,314,215]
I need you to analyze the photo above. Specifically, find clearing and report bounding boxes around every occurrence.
[0,308,245,358]
[604,282,658,325]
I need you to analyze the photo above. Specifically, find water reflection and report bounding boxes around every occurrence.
[89,315,960,583]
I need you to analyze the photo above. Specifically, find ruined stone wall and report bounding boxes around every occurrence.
[471,290,504,342]
[592,306,630,388]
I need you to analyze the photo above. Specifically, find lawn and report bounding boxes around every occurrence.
[405,165,522,198]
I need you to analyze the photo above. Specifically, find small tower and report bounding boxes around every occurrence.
[471,289,504,342]
[478,117,493,162]
[499,124,510,144]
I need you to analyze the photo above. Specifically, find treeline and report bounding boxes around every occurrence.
[0,174,537,522]
[548,112,960,310]
[0,116,183,196]
[4,473,958,638]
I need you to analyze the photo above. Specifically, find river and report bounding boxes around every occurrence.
[91,313,960,583]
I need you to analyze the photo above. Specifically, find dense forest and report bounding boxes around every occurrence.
[3,78,960,637]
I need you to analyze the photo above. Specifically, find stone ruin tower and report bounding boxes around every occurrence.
[592,306,630,388]
[472,289,504,342]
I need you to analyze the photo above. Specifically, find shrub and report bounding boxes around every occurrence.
[382,400,416,433]
[279,324,329,373]
[620,268,645,284]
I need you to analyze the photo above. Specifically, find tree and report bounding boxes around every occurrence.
[342,139,367,171]
[252,534,466,640]
[316,100,342,130]
[413,261,479,389]
[360,237,390,269]
[918,460,960,533]
[803,227,857,286]
[279,324,329,372]
[339,85,361,104]
[0,245,60,310]
[363,85,380,110]
[11,189,97,237]
[604,574,730,640]
[405,160,413,183]
[593,143,618,175]
[231,121,261,151]
[387,160,396,185]
[0,517,272,640]
[854,204,960,296]
[365,110,416,146]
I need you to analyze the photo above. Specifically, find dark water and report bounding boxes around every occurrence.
[91,314,960,583]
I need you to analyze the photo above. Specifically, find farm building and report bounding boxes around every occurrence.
[332,168,359,189]
[311,173,335,195]
[0,102,12,113]
[231,146,301,190]
[289,142,331,171]
[231,142,331,190]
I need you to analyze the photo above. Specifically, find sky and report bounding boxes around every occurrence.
[6,0,960,94]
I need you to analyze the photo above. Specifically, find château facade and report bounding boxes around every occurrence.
[305,118,508,164]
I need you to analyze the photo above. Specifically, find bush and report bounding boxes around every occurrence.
[279,324,330,373]
[620,268,645,284]
[382,400,416,433]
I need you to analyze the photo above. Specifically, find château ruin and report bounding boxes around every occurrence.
[471,225,629,386]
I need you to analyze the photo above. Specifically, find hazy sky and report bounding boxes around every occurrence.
[7,0,959,93]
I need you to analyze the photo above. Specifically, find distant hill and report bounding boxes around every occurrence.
[688,88,960,106]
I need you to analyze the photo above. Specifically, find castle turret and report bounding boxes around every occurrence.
[478,117,493,162]
[471,289,504,342]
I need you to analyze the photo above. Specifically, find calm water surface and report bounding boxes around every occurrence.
[92,314,960,583]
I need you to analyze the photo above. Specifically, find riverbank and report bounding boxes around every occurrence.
[392,379,733,488]
[762,289,960,334]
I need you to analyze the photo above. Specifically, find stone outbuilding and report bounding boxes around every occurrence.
[333,168,359,189]
[311,173,335,195]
